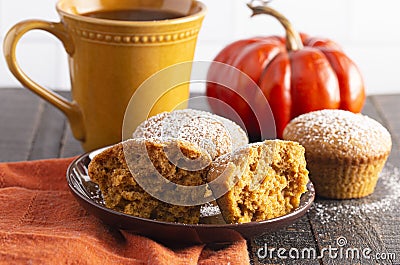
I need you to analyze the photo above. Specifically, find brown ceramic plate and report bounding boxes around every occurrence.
[67,148,315,244]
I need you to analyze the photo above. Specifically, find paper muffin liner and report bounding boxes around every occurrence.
[307,153,390,199]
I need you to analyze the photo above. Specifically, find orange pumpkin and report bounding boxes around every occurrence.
[206,3,365,140]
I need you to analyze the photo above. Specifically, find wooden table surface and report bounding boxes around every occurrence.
[0,88,399,265]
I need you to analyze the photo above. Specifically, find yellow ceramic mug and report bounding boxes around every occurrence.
[3,0,206,151]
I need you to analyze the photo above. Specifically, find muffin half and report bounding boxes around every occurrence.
[207,140,309,224]
[88,138,211,224]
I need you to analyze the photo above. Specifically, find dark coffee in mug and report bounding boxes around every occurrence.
[83,9,185,21]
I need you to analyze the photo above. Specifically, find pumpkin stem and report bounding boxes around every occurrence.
[247,2,303,51]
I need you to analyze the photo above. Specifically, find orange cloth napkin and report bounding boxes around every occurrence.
[0,158,250,265]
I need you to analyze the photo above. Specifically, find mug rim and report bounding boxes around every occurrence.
[56,0,207,26]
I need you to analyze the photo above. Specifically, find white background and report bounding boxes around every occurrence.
[0,0,400,95]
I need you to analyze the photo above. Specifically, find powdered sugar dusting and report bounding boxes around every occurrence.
[200,202,221,217]
[312,163,400,224]
[283,109,392,159]
[132,109,248,160]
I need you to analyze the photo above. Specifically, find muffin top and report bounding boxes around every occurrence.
[283,109,392,161]
[132,109,249,160]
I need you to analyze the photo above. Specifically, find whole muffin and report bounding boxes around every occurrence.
[283,109,392,199]
[132,109,248,160]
